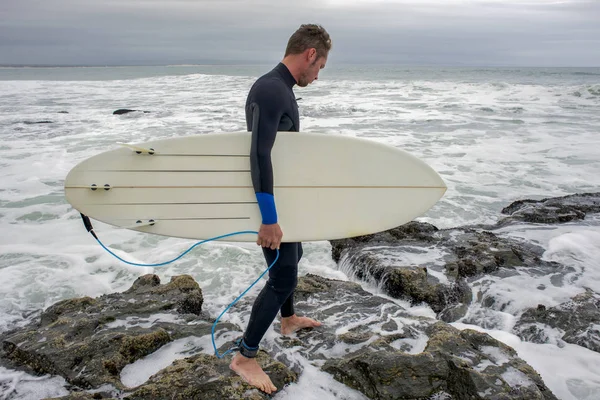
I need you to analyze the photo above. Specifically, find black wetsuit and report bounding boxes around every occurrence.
[238,63,303,358]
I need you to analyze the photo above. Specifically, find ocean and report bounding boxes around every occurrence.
[0,64,599,399]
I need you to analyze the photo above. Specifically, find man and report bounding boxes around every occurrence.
[229,24,331,394]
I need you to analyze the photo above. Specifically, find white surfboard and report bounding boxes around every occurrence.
[64,132,446,242]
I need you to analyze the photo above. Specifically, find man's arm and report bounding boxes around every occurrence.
[248,83,285,248]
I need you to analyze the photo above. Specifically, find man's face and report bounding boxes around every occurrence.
[297,51,327,87]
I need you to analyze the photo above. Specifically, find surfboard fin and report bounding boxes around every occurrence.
[118,220,156,229]
[117,143,156,155]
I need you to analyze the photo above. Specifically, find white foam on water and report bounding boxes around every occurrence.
[481,345,511,366]
[501,366,535,389]
[0,366,69,400]
[120,335,221,388]
[103,313,187,330]
[273,358,368,400]
[544,229,600,289]
[390,332,429,354]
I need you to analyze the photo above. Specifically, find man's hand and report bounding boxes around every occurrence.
[257,223,283,250]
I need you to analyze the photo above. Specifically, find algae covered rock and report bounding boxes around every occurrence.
[323,323,558,400]
[1,274,207,389]
[125,352,296,400]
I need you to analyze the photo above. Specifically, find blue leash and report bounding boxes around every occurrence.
[95,230,263,267]
[84,217,279,359]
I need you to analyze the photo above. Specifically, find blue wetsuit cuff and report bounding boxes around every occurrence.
[255,192,278,225]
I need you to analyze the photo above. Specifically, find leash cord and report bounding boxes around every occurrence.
[81,214,278,359]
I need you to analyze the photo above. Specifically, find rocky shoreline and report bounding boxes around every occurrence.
[1,192,598,399]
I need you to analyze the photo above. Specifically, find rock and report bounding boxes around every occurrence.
[125,274,160,292]
[323,322,558,400]
[1,274,297,398]
[329,222,551,317]
[274,274,558,399]
[46,350,297,400]
[326,190,599,318]
[112,109,150,115]
[113,109,136,115]
[444,229,547,278]
[514,289,600,352]
[330,221,439,262]
[2,272,557,399]
[47,393,108,400]
[438,303,470,323]
[327,192,600,325]
[323,349,450,399]
[500,192,600,225]
[322,320,558,399]
[23,120,53,124]
[385,266,472,313]
[124,352,296,400]
[257,273,433,369]
[0,274,214,390]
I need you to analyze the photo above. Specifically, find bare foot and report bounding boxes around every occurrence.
[280,314,322,335]
[229,353,277,394]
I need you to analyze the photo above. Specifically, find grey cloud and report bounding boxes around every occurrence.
[1,0,598,66]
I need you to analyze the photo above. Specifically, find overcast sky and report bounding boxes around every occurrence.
[1,0,598,67]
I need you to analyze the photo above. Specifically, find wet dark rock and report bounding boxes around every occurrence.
[2,272,557,399]
[112,109,150,115]
[384,266,472,313]
[23,120,53,124]
[124,352,295,400]
[46,394,106,400]
[329,192,600,321]
[330,222,439,262]
[0,275,214,390]
[1,274,295,399]
[324,322,558,399]
[277,274,557,399]
[58,111,69,114]
[274,274,411,363]
[113,109,136,115]
[500,192,600,225]
[438,303,470,323]
[330,223,548,320]
[444,229,547,279]
[514,289,600,353]
[290,275,556,399]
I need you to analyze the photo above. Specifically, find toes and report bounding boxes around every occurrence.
[257,377,276,394]
[258,381,267,393]
[253,377,265,393]
[261,380,271,394]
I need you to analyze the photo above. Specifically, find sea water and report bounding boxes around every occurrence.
[1,64,599,399]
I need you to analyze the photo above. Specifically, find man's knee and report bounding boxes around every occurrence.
[267,266,297,296]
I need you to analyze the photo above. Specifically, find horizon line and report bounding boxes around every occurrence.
[1,62,599,69]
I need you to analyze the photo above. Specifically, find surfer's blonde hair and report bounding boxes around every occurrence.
[285,24,331,60]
